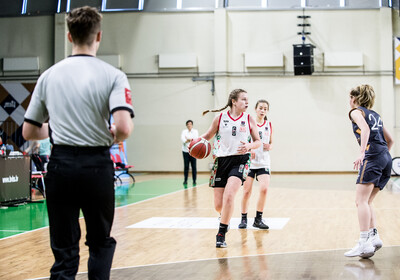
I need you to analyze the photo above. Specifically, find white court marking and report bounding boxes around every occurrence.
[127,217,290,230]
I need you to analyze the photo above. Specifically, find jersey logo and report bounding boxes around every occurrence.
[232,126,237,136]
[259,131,263,139]
[239,121,246,132]
[125,88,132,105]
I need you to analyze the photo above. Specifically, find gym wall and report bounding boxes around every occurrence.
[0,7,398,172]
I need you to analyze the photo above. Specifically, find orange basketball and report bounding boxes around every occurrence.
[188,138,211,159]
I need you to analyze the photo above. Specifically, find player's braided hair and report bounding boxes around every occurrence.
[255,99,269,120]
[202,89,247,116]
[67,6,102,46]
[350,84,375,109]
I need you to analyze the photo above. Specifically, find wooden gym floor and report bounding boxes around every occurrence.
[1,173,400,279]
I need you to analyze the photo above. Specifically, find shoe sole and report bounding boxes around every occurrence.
[253,225,269,230]
[344,254,356,257]
[216,243,227,248]
[360,246,376,259]
[344,251,374,258]
[360,251,375,259]
[374,244,382,252]
[238,225,247,229]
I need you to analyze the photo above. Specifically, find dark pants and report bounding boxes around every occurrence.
[39,154,49,166]
[45,145,116,280]
[183,151,197,183]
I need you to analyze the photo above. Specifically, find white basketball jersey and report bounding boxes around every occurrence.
[251,120,271,169]
[213,111,252,158]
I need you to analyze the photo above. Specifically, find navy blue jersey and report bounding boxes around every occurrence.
[349,106,388,158]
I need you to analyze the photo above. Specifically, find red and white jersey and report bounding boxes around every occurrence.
[213,111,252,158]
[251,120,271,169]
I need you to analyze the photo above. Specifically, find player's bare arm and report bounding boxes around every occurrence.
[350,109,370,170]
[382,126,394,151]
[200,114,219,142]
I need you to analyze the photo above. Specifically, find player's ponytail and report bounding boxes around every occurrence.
[203,89,247,116]
[202,105,229,116]
[350,84,375,109]
[255,99,270,120]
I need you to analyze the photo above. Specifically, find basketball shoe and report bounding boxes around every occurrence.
[253,218,269,229]
[344,240,375,258]
[216,233,227,248]
[369,232,383,252]
[238,218,247,229]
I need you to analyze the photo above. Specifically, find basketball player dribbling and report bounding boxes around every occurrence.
[200,89,261,248]
[344,84,394,258]
[239,99,272,230]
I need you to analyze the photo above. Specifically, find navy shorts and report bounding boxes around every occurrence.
[248,168,270,180]
[357,151,392,190]
[210,154,251,188]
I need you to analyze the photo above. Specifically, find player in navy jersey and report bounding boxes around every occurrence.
[239,99,272,230]
[200,89,261,248]
[345,84,393,258]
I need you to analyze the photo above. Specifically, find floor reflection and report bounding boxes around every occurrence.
[114,180,135,207]
[74,246,400,280]
[183,185,198,209]
[343,259,381,279]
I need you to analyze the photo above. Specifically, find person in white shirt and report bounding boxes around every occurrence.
[181,120,199,186]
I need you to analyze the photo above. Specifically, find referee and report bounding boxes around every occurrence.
[22,6,134,279]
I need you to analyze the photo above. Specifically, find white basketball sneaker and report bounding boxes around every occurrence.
[369,233,383,252]
[344,240,375,258]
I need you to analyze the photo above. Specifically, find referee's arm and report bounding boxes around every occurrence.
[22,121,49,141]
[111,110,134,143]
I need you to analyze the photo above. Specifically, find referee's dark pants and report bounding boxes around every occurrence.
[45,145,116,280]
[183,151,197,183]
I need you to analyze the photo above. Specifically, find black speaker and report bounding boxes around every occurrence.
[294,65,314,75]
[294,56,313,66]
[293,44,315,76]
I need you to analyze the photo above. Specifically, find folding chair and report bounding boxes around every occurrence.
[110,154,135,184]
[31,171,46,198]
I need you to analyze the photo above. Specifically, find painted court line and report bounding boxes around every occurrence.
[127,217,290,230]
[0,230,26,232]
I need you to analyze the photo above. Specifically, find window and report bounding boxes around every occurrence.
[102,0,143,11]
[23,0,58,15]
[67,0,102,12]
[0,0,23,17]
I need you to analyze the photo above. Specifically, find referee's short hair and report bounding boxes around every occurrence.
[186,120,193,125]
[67,6,102,46]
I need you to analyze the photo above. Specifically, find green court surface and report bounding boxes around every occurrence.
[0,176,206,239]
